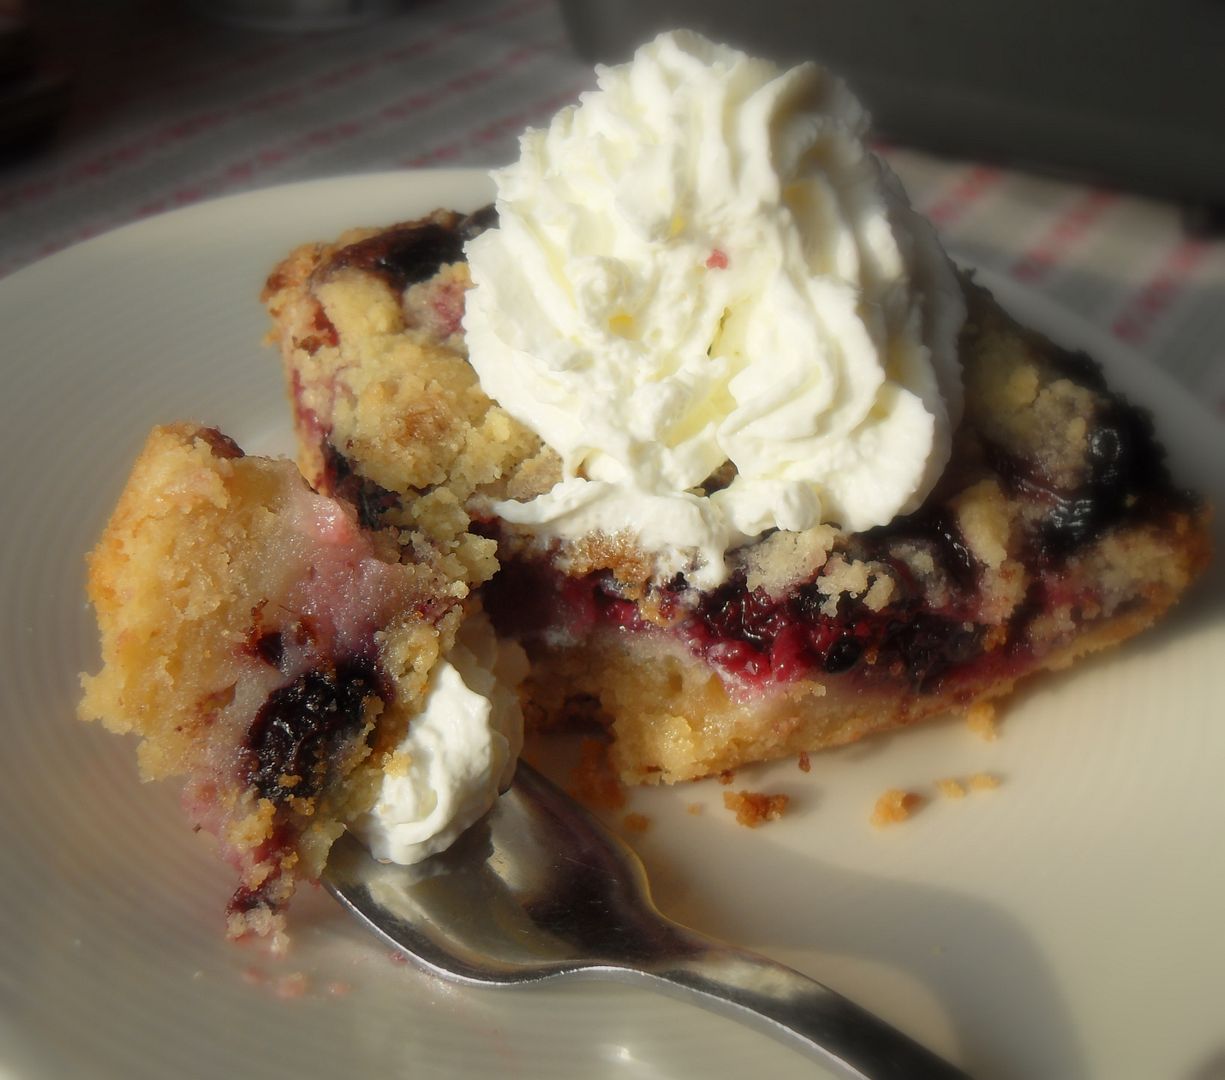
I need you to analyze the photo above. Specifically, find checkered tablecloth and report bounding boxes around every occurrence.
[4,0,1223,418]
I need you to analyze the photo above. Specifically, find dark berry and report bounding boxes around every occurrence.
[1038,402,1169,557]
[984,376,1192,564]
[330,214,476,293]
[882,613,983,692]
[321,441,401,529]
[823,636,863,674]
[244,659,382,802]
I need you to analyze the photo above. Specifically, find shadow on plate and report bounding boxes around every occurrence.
[645,841,1085,1080]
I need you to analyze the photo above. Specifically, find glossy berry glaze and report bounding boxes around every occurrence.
[682,576,984,692]
[482,537,989,697]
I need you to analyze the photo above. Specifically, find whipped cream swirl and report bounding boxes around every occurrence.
[464,30,964,588]
[349,614,525,865]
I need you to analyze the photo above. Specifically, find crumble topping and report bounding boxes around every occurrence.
[741,526,837,600]
[811,554,894,616]
[952,479,1012,570]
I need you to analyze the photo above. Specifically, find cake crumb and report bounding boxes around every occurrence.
[275,972,309,999]
[569,738,626,810]
[718,769,736,786]
[686,803,704,815]
[966,701,998,741]
[723,790,789,827]
[797,751,811,773]
[623,812,651,833]
[969,772,1001,791]
[871,789,924,826]
[937,778,967,799]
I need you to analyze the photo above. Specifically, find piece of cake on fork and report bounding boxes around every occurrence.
[78,424,520,945]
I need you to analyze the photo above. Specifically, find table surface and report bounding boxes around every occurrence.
[4,0,1222,421]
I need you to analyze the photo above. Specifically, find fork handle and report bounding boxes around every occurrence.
[628,940,972,1079]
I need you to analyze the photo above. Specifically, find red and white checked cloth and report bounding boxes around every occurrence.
[3,0,1222,417]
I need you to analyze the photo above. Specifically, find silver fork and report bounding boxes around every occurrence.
[324,761,972,1079]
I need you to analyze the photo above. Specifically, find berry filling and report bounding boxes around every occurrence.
[484,553,1007,694]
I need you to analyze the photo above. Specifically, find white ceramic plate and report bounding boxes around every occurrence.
[1,171,1222,1080]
